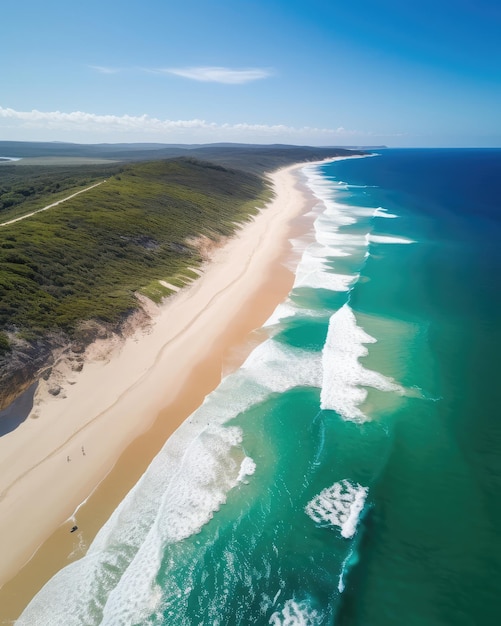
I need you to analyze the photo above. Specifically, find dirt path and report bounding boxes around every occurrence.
[0,180,106,227]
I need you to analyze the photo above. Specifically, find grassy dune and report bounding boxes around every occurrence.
[0,158,270,352]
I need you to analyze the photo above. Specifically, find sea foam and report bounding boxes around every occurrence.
[264,301,299,327]
[373,206,398,218]
[320,304,404,421]
[99,425,251,625]
[305,479,368,539]
[241,338,322,392]
[292,164,377,296]
[237,456,257,483]
[263,300,322,328]
[368,234,415,244]
[293,246,357,292]
[269,598,323,626]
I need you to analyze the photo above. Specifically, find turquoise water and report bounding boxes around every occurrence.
[19,149,501,625]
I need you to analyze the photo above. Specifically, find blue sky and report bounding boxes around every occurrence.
[2,0,500,147]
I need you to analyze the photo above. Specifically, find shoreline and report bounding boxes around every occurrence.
[0,160,323,622]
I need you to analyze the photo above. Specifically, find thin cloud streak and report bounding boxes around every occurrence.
[88,65,272,83]
[163,66,272,84]
[0,106,374,143]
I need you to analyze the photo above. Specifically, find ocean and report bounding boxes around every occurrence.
[18,148,501,625]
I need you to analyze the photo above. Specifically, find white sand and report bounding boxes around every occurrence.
[0,162,314,589]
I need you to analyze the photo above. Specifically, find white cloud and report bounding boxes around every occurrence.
[87,65,271,83]
[162,66,272,84]
[0,105,372,144]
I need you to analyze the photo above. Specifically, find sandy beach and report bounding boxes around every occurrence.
[0,161,322,622]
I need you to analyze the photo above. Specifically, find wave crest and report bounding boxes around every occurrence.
[321,304,404,421]
[305,479,368,539]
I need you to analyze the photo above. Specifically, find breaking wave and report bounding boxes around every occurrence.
[320,304,404,421]
[305,479,368,539]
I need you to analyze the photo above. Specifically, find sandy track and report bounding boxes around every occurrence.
[0,180,106,227]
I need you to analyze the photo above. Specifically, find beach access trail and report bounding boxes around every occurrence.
[0,160,331,620]
[0,180,106,227]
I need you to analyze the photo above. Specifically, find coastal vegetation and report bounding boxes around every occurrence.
[0,144,366,408]
[0,163,122,221]
[0,158,268,345]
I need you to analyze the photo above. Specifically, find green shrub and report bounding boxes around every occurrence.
[0,158,270,339]
[0,331,10,354]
